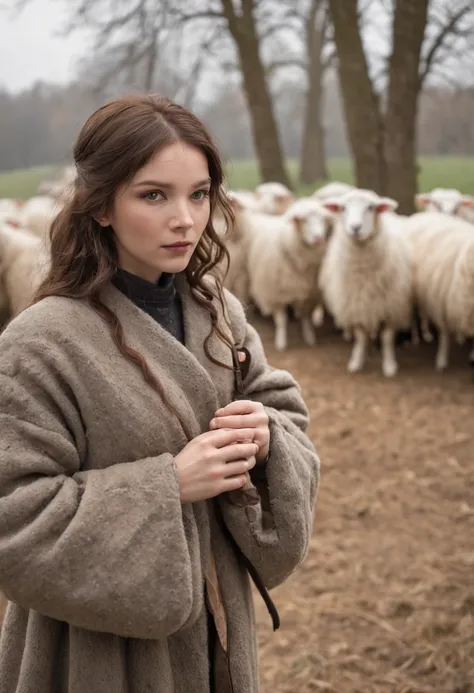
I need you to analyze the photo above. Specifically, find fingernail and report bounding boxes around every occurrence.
[210,420,216,429]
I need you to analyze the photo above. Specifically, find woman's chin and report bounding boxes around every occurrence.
[160,255,192,274]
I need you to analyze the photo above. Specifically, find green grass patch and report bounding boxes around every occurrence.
[0,165,62,200]
[1,157,473,200]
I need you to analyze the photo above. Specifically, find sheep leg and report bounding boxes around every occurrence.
[301,317,316,347]
[273,308,288,352]
[420,314,433,343]
[342,329,352,342]
[348,327,367,373]
[411,316,420,346]
[435,329,449,371]
[381,326,398,378]
[469,339,474,366]
[311,304,324,327]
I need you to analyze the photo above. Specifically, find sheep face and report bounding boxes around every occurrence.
[285,198,334,246]
[0,199,23,228]
[416,188,474,216]
[323,190,398,243]
[255,182,296,215]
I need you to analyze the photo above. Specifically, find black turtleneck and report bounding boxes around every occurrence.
[112,268,185,344]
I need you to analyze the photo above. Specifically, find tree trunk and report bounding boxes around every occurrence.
[299,0,329,185]
[221,0,291,188]
[328,0,385,193]
[384,0,429,214]
[144,39,158,91]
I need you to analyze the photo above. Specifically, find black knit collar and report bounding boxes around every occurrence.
[112,267,176,306]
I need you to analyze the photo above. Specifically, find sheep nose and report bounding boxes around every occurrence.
[351,224,362,235]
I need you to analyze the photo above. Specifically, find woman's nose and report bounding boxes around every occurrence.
[169,199,193,230]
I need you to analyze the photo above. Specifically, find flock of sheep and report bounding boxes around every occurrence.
[0,168,474,379]
[215,180,474,377]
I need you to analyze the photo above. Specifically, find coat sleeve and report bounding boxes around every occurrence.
[218,291,320,589]
[0,318,203,640]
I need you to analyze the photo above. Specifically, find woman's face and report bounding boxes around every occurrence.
[98,141,212,283]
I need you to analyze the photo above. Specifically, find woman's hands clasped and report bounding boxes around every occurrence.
[210,400,270,463]
[175,428,259,504]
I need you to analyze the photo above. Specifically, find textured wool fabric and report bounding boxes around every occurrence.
[0,272,320,693]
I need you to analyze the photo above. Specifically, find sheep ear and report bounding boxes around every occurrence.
[415,193,431,208]
[376,197,398,213]
[461,195,474,208]
[291,215,304,233]
[226,193,244,212]
[322,200,343,214]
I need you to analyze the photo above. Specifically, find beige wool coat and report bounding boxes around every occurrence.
[0,273,319,693]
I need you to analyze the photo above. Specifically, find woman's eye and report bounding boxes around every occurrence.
[191,190,210,201]
[144,191,162,201]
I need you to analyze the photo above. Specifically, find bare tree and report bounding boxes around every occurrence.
[298,0,331,184]
[7,0,294,187]
[329,0,474,213]
[266,0,334,184]
[384,0,429,213]
[328,0,386,192]
[212,0,292,187]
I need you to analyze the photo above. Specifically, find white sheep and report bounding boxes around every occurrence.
[0,223,50,320]
[37,165,77,199]
[17,195,60,239]
[0,198,24,227]
[211,195,250,305]
[312,181,356,201]
[319,189,413,377]
[311,182,357,331]
[254,182,296,214]
[243,197,335,351]
[227,182,295,216]
[446,236,474,366]
[416,188,474,224]
[403,211,474,370]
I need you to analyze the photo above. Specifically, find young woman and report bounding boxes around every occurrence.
[0,93,320,693]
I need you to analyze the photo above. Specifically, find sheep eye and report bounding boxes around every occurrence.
[368,204,375,212]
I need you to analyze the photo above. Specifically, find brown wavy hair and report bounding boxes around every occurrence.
[33,93,236,440]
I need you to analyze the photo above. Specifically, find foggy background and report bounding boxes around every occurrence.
[1,0,473,186]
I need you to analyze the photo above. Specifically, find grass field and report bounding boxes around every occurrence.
[0,157,473,201]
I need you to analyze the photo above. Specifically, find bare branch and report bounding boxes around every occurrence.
[322,47,337,70]
[420,4,473,86]
[170,9,225,23]
[265,57,308,77]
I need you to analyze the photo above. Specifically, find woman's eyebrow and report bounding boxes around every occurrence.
[132,178,212,189]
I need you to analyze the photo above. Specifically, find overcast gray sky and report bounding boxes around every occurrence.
[0,0,90,93]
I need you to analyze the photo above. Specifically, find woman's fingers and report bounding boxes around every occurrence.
[210,413,262,430]
[215,400,260,417]
[222,456,257,478]
[220,443,259,463]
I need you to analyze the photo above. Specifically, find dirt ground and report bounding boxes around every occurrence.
[252,315,474,693]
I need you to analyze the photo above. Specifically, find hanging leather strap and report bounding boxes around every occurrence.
[213,344,281,632]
